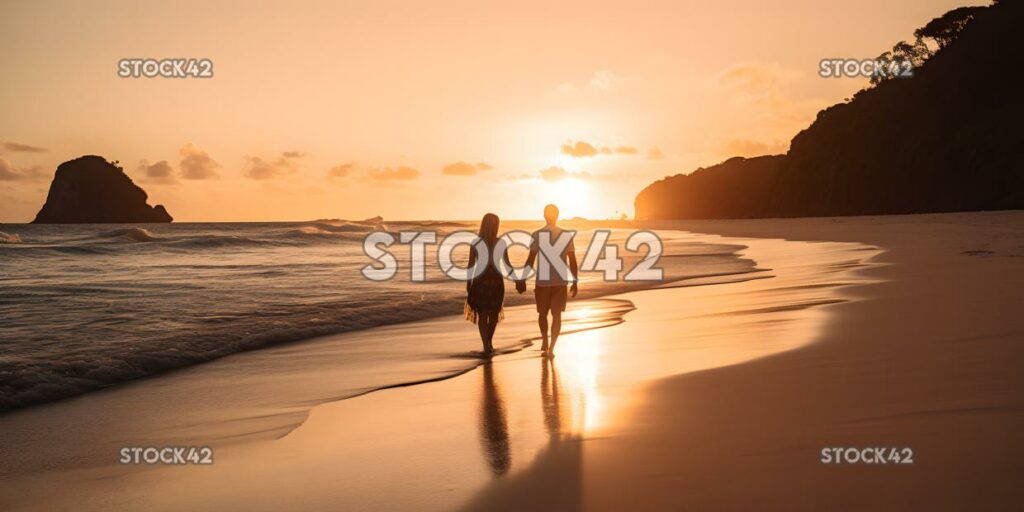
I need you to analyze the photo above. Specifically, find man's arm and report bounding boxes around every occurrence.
[516,239,538,294]
[524,244,538,270]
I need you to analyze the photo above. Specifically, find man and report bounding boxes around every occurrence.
[516,204,578,357]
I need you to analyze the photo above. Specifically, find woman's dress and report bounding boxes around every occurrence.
[465,241,506,323]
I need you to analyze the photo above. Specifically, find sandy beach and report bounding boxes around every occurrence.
[468,211,1024,511]
[2,211,1022,511]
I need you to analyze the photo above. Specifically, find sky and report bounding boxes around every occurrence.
[0,0,983,222]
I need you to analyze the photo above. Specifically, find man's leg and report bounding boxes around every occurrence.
[547,286,567,356]
[538,308,550,352]
[548,310,561,354]
[535,287,551,352]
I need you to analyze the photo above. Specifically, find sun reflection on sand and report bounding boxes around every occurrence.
[554,329,608,436]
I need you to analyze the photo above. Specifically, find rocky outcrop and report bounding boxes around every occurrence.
[32,156,172,224]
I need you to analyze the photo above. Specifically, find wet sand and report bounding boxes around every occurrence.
[466,211,1024,511]
[3,212,1021,510]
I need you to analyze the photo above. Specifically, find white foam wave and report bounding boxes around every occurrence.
[96,228,158,242]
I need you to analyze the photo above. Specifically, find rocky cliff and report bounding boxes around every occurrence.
[636,1,1024,220]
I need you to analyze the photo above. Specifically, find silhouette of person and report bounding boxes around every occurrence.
[516,204,579,357]
[466,213,514,355]
[478,362,510,475]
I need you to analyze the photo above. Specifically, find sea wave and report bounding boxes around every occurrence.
[288,222,383,236]
[0,231,22,244]
[96,227,158,242]
[162,234,268,249]
[307,221,387,233]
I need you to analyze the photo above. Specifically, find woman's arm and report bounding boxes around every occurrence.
[466,242,477,293]
[502,246,515,280]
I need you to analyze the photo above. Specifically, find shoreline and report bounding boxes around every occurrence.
[0,223,752,413]
[0,223,883,511]
[465,210,1024,510]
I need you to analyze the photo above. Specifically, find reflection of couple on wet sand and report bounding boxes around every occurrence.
[478,358,568,476]
[465,204,579,357]
[473,358,583,512]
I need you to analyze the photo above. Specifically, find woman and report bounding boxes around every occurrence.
[465,213,512,355]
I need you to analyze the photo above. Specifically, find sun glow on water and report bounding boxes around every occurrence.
[557,328,607,435]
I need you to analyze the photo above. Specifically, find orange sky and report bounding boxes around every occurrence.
[0,0,982,222]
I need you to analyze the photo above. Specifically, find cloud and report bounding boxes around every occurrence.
[137,159,177,184]
[369,166,420,181]
[327,162,356,179]
[553,69,622,95]
[647,147,665,160]
[561,140,639,158]
[720,138,789,157]
[179,143,220,179]
[717,61,827,147]
[538,166,598,182]
[244,152,303,180]
[441,161,494,176]
[561,141,600,158]
[588,70,619,91]
[2,141,47,153]
[441,161,478,176]
[540,166,569,181]
[0,157,47,181]
[720,61,799,93]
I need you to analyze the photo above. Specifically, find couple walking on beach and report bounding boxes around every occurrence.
[465,204,579,357]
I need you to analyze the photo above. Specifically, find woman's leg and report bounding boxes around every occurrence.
[478,312,500,354]
[485,312,499,351]
[477,311,491,352]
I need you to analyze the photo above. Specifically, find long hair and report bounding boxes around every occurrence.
[478,213,500,247]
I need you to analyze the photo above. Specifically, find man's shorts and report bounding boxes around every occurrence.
[535,285,567,313]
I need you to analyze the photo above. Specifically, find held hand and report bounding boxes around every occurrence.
[515,280,527,294]
[570,282,578,298]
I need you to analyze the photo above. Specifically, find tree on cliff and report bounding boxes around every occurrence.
[915,6,986,48]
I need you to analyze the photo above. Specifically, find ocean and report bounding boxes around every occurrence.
[0,220,761,412]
